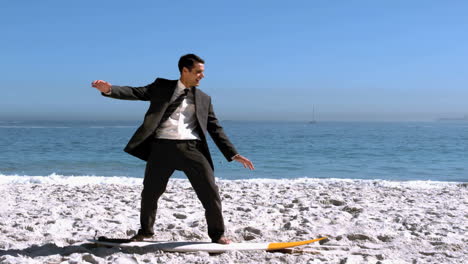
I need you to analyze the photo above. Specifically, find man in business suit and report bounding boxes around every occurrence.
[91,54,254,244]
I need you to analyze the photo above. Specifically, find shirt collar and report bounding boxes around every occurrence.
[177,79,191,91]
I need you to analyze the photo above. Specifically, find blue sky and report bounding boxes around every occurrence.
[1,0,467,121]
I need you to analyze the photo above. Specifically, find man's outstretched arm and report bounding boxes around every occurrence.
[91,79,153,101]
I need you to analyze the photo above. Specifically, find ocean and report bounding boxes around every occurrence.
[0,120,466,182]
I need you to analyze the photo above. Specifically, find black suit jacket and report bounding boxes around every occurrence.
[102,78,238,169]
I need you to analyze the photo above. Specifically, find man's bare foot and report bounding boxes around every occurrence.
[130,233,153,241]
[215,237,232,244]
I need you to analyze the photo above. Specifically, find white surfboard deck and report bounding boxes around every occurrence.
[88,237,327,253]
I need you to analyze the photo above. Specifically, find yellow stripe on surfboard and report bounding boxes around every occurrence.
[266,237,328,251]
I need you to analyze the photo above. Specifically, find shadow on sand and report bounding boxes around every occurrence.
[0,242,173,259]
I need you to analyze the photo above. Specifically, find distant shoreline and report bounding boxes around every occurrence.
[437,115,468,121]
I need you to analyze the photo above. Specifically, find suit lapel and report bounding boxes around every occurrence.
[194,87,204,118]
[194,86,199,106]
[193,87,210,133]
[156,80,177,110]
[164,80,178,101]
[150,80,178,127]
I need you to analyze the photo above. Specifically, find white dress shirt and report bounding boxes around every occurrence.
[155,80,201,140]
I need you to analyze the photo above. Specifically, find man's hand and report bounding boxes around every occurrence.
[233,154,255,170]
[91,80,112,93]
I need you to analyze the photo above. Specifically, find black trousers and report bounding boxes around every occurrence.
[139,139,225,241]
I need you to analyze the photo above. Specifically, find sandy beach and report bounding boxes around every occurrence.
[0,176,466,263]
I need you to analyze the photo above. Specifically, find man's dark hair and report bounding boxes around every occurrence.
[178,54,205,73]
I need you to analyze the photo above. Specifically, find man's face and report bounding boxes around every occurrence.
[182,63,205,87]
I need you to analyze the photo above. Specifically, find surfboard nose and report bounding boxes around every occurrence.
[266,237,328,251]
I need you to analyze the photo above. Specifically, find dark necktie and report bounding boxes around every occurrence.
[159,88,190,124]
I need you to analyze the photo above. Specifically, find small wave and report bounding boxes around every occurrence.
[0,173,143,185]
[229,177,462,189]
[0,174,462,188]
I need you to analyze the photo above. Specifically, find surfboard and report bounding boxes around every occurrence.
[88,237,327,253]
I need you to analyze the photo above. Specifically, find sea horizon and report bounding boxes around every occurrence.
[1,117,468,123]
